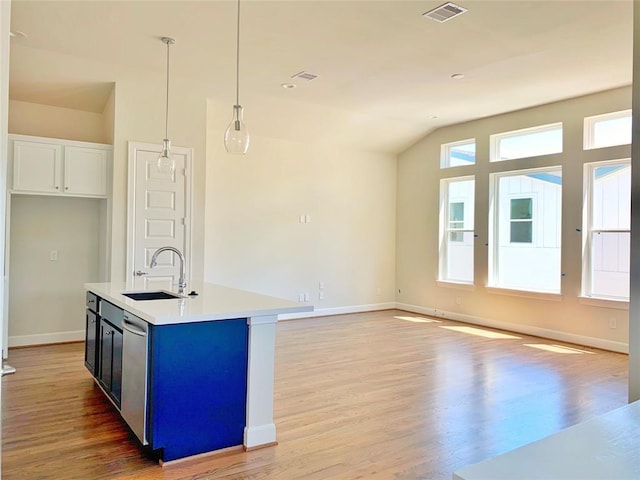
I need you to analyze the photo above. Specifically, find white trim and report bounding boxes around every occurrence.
[278,302,396,321]
[488,165,563,292]
[583,109,632,150]
[0,0,8,360]
[9,330,85,348]
[244,423,276,449]
[490,122,563,162]
[126,142,193,283]
[485,286,562,301]
[440,138,476,168]
[582,158,631,301]
[439,175,475,283]
[8,133,112,149]
[579,296,629,310]
[396,303,628,354]
[436,280,475,291]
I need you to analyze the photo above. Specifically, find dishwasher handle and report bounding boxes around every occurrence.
[122,317,148,337]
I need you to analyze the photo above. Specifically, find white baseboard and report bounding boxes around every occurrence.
[8,330,85,348]
[244,423,276,449]
[278,302,396,321]
[396,302,629,354]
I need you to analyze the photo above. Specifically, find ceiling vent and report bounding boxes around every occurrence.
[423,2,468,23]
[291,71,319,81]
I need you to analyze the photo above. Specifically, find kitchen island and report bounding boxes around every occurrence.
[84,281,313,463]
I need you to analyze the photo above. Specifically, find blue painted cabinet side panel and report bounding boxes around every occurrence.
[148,318,248,461]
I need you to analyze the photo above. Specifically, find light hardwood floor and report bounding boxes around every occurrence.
[2,310,629,479]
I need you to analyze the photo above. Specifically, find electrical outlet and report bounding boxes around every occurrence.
[319,291,325,300]
[304,292,309,302]
[319,281,324,290]
[298,292,305,302]
[609,318,617,329]
[376,287,381,296]
[50,250,58,261]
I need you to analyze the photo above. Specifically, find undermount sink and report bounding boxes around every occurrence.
[122,291,182,301]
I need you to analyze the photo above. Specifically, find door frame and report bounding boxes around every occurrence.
[126,141,193,284]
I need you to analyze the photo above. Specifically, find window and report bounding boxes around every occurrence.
[510,198,533,243]
[582,160,630,300]
[439,176,474,283]
[490,123,562,162]
[441,139,476,168]
[489,166,562,293]
[584,110,631,150]
[449,202,465,241]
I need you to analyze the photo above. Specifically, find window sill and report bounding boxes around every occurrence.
[485,286,562,302]
[437,280,475,291]
[579,296,629,310]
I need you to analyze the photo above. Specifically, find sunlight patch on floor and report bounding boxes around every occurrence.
[439,326,521,339]
[524,344,595,354]
[394,316,442,323]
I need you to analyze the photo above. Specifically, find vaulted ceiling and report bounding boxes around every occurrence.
[8,0,633,153]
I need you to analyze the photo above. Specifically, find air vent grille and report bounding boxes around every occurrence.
[291,71,319,81]
[423,2,467,23]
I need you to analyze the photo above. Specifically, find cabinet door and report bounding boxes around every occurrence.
[98,320,113,391]
[85,310,98,375]
[111,328,123,405]
[64,146,108,196]
[12,140,62,193]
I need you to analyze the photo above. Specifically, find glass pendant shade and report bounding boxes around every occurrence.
[157,138,174,174]
[224,104,250,154]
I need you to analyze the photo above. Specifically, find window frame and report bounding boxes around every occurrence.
[581,158,631,301]
[440,138,476,169]
[583,109,632,150]
[509,196,534,244]
[439,175,475,284]
[488,165,562,294]
[490,122,563,162]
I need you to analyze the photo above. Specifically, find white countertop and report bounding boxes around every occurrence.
[85,281,313,325]
[453,400,640,480]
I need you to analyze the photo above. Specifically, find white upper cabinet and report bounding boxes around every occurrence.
[10,135,111,198]
[64,146,108,196]
[13,140,62,193]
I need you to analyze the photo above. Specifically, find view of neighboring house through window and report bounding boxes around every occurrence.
[582,159,630,300]
[584,110,632,150]
[441,138,476,168]
[489,167,562,293]
[439,176,474,283]
[490,123,563,161]
[510,198,533,243]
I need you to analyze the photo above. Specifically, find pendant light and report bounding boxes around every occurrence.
[224,0,250,154]
[158,36,175,173]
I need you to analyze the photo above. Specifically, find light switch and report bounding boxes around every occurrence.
[50,250,58,261]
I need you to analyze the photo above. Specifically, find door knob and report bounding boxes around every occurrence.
[135,270,148,276]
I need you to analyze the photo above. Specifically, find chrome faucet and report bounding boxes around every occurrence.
[150,246,187,294]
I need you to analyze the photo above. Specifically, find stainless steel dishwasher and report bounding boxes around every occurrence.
[121,311,149,445]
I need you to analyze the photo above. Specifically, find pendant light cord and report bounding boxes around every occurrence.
[235,0,240,106]
[165,39,170,139]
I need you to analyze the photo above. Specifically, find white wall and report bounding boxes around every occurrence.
[204,100,397,310]
[8,100,108,144]
[109,71,207,284]
[397,87,631,352]
[8,195,101,345]
[6,95,114,345]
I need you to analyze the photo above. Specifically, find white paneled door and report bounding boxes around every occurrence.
[127,142,192,289]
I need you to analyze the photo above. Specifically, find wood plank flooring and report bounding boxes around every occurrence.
[2,310,629,479]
